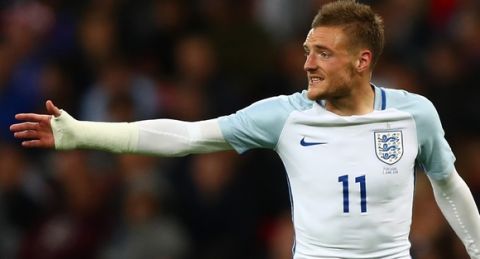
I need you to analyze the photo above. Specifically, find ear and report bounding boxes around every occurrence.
[356,50,372,72]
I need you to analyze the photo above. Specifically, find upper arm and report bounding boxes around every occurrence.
[385,89,456,180]
[412,96,456,180]
[218,93,311,154]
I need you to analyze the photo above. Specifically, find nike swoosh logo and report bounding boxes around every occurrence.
[300,137,327,146]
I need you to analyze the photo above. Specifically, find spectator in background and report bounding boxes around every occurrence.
[16,151,116,259]
[171,152,263,259]
[39,61,77,115]
[160,34,242,120]
[2,0,480,258]
[79,55,158,122]
[0,143,49,259]
[265,211,295,259]
[0,1,55,138]
[101,164,190,259]
[254,0,314,42]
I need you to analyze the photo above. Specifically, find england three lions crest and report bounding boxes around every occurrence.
[374,131,403,165]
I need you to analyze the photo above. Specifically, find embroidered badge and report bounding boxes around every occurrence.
[374,131,403,165]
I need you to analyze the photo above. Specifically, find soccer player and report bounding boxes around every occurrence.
[10,1,480,258]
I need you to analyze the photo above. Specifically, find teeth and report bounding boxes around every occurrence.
[310,77,322,83]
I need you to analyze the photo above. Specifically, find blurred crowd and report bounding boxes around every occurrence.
[0,0,479,259]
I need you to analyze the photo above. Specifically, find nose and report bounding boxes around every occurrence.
[304,53,317,72]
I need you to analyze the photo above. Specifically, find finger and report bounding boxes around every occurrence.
[15,113,49,122]
[46,100,61,117]
[14,130,39,139]
[22,140,48,148]
[10,122,39,132]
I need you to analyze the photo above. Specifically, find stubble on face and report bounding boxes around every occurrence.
[304,27,359,101]
[310,61,357,100]
[307,66,358,102]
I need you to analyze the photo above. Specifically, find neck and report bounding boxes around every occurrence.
[325,81,375,116]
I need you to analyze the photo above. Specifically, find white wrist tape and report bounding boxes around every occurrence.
[50,110,139,153]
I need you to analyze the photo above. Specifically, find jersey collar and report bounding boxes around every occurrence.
[372,83,387,111]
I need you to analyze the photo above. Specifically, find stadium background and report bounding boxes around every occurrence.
[0,0,479,258]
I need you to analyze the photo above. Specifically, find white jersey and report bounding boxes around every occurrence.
[218,86,455,259]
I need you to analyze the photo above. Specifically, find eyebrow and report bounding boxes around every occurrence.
[303,43,332,52]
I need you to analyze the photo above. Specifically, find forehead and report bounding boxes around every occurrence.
[304,27,349,49]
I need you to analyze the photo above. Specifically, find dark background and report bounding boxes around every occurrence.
[1,0,479,258]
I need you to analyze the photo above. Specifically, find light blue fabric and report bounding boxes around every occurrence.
[219,87,455,180]
[218,91,313,153]
[383,88,455,180]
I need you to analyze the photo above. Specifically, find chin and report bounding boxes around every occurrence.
[306,88,325,101]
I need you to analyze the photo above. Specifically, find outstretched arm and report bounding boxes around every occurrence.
[11,101,233,156]
[429,169,480,258]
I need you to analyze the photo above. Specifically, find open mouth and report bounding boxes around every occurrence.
[309,76,324,85]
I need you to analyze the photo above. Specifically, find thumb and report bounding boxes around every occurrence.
[46,100,61,117]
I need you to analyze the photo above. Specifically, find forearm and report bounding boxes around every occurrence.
[51,110,232,156]
[134,118,232,156]
[429,170,480,258]
[51,111,138,152]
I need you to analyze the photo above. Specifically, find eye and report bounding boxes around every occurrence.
[319,51,330,59]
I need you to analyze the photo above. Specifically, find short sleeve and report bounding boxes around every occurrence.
[410,96,456,180]
[218,92,312,154]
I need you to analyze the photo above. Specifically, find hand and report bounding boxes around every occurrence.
[10,100,61,148]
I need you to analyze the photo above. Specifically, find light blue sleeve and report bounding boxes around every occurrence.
[386,89,456,180]
[218,91,313,154]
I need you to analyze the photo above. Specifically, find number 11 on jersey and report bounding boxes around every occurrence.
[338,174,367,213]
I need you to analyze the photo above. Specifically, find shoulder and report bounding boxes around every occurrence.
[218,91,314,152]
[383,87,446,144]
[247,90,313,113]
[383,88,438,121]
[383,87,455,179]
[384,88,434,110]
[229,90,314,123]
[285,90,315,111]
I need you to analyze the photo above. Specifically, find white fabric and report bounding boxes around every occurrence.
[133,119,232,156]
[50,105,480,258]
[51,110,138,153]
[276,107,416,258]
[429,170,480,258]
[50,110,231,156]
[219,89,425,258]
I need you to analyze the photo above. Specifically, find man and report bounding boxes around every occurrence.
[10,1,480,258]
